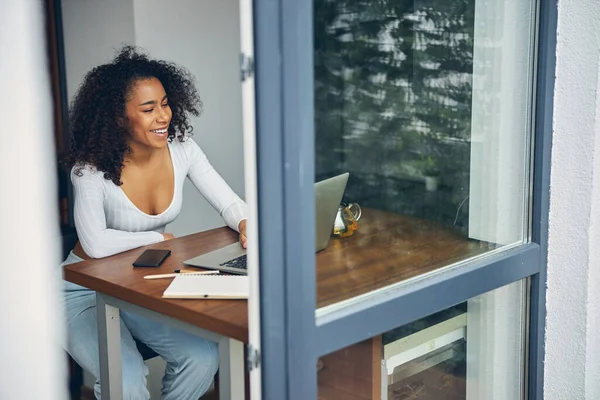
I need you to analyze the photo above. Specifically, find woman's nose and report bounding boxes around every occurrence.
[157,108,170,122]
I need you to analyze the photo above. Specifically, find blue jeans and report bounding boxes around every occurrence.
[62,252,218,399]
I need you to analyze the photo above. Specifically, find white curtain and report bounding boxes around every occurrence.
[0,1,67,398]
[468,0,536,246]
[466,281,527,400]
[466,0,536,398]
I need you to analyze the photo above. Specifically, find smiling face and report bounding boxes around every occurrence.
[124,77,172,151]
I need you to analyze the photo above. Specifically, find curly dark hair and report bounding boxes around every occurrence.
[63,45,202,185]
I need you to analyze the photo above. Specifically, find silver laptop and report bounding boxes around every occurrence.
[183,172,349,274]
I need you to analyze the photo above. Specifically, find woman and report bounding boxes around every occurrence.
[61,46,247,399]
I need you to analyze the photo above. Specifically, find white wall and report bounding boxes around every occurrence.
[586,80,600,397]
[133,0,245,237]
[545,0,600,399]
[61,0,136,101]
[0,1,67,398]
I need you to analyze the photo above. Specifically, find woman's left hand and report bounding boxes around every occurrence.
[238,219,248,249]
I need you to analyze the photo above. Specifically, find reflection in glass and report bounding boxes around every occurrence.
[317,280,527,400]
[314,0,536,309]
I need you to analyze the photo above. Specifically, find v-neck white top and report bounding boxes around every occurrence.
[71,137,248,258]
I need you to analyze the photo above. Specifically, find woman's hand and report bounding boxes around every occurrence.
[161,232,175,241]
[238,219,248,249]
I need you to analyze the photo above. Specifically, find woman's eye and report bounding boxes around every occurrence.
[143,109,153,113]
[162,103,169,108]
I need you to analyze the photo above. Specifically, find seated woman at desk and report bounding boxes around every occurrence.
[60,46,248,399]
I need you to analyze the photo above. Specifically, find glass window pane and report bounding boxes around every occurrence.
[313,0,537,310]
[317,280,527,400]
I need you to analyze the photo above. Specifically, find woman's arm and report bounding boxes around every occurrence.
[182,139,249,231]
[72,170,165,258]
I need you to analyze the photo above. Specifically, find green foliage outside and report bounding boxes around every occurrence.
[314,0,475,232]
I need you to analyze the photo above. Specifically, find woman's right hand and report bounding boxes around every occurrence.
[161,232,175,241]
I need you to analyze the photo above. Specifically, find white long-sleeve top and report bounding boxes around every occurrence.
[72,138,248,259]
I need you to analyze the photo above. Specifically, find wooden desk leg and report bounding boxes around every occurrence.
[218,338,245,400]
[96,293,123,400]
[317,335,382,400]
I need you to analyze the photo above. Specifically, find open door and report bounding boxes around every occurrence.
[238,1,261,399]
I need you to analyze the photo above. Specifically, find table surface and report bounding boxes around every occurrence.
[315,208,495,308]
[64,208,495,342]
[64,227,248,341]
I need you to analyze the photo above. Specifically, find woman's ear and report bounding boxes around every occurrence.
[117,115,128,130]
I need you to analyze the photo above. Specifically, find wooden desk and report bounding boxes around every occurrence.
[64,208,491,400]
[317,208,495,308]
[64,228,246,342]
[64,228,246,400]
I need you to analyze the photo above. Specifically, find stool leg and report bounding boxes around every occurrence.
[214,371,220,397]
[67,355,83,399]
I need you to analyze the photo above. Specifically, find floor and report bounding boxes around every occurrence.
[80,386,219,400]
[388,362,465,400]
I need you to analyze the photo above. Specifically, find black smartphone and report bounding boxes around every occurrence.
[132,249,171,267]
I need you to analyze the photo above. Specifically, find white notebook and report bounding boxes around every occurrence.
[162,274,249,299]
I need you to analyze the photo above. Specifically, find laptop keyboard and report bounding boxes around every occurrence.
[219,254,248,270]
